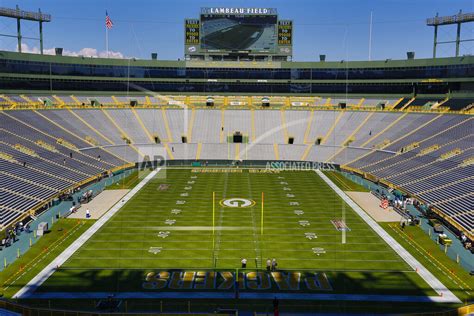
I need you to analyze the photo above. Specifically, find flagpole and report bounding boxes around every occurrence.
[106,24,109,58]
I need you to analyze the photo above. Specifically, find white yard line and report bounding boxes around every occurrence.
[315,170,461,304]
[13,168,161,299]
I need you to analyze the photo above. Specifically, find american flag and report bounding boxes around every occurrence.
[105,11,113,29]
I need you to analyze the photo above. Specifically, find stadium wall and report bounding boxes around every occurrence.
[0,51,472,96]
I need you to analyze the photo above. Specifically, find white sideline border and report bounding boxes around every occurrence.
[14,168,161,299]
[315,170,461,303]
[13,168,461,303]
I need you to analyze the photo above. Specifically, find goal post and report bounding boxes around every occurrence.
[212,191,215,249]
[261,191,264,235]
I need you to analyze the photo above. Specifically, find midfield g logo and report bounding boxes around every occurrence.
[220,198,255,208]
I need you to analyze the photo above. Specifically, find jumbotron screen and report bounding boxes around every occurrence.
[200,14,278,52]
[185,8,292,57]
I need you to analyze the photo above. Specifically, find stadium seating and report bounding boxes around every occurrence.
[441,98,474,111]
[346,114,472,233]
[0,110,129,228]
[407,98,442,109]
[0,106,472,235]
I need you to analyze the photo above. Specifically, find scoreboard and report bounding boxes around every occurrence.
[185,19,200,45]
[184,7,293,59]
[278,20,292,45]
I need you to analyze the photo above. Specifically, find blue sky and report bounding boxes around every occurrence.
[0,0,472,61]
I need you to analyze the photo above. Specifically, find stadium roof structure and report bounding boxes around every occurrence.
[0,6,51,55]
[1,50,473,69]
[426,12,474,26]
[426,11,474,58]
[0,6,51,22]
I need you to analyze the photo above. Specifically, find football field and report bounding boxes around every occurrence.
[202,24,264,50]
[37,168,434,297]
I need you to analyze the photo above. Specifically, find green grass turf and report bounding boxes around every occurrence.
[105,170,143,190]
[37,168,436,297]
[323,171,369,192]
[0,219,94,298]
[380,222,474,303]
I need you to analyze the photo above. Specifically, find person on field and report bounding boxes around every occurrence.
[266,259,271,272]
[241,258,247,269]
[272,258,277,271]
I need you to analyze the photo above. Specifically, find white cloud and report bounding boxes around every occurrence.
[19,43,125,59]
[19,44,43,55]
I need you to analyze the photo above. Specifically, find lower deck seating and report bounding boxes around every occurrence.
[442,98,474,111]
[0,108,472,234]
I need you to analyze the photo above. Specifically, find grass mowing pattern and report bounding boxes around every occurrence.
[381,222,474,303]
[323,171,369,192]
[40,169,433,296]
[326,171,472,302]
[105,170,143,190]
[0,219,94,298]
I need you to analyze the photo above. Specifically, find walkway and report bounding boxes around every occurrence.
[316,170,461,304]
[68,189,129,219]
[345,191,403,222]
[13,168,160,299]
[342,171,474,272]
[0,169,134,271]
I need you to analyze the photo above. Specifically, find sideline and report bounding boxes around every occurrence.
[13,168,161,299]
[388,223,471,295]
[2,221,85,292]
[315,170,461,304]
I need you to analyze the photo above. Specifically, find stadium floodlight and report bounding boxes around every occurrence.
[427,10,474,57]
[0,6,51,21]
[0,5,51,54]
[426,11,474,26]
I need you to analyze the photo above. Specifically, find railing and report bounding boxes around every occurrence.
[0,297,471,315]
[1,102,472,115]
[0,7,51,22]
[0,299,235,316]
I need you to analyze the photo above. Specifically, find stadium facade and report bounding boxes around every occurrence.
[0,51,473,98]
